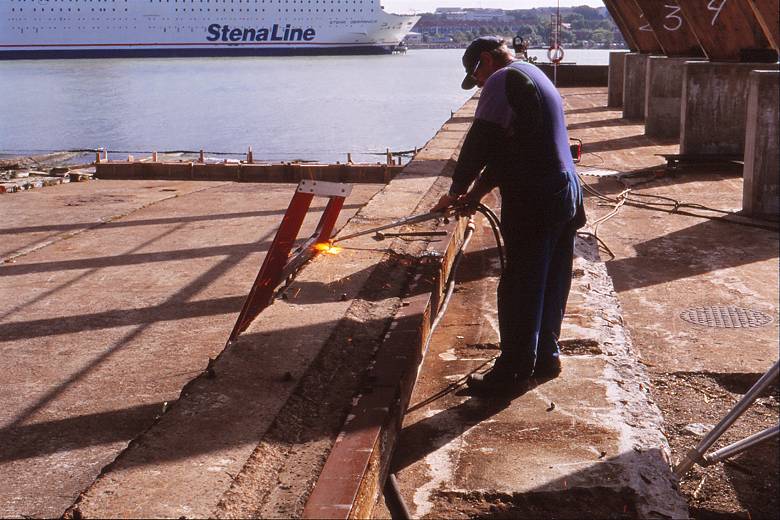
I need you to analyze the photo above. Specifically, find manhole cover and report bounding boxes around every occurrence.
[680,306,774,328]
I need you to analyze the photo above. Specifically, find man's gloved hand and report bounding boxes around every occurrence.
[454,192,480,217]
[431,193,459,214]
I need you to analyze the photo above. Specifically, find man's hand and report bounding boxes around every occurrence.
[431,193,458,214]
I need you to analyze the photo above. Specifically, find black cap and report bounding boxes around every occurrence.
[461,36,504,90]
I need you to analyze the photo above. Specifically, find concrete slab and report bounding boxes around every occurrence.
[0,181,382,518]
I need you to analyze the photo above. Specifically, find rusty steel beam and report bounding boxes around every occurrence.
[603,0,639,51]
[634,0,705,56]
[678,0,777,62]
[604,0,663,53]
[748,0,780,51]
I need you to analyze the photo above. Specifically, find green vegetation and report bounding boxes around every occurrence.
[412,6,626,49]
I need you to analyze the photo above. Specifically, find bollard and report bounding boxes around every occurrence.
[95,151,101,164]
[199,149,205,163]
[152,151,158,162]
[386,148,392,166]
[104,149,109,162]
[347,153,353,164]
[247,146,254,164]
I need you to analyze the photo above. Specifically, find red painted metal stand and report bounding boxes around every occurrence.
[227,180,353,342]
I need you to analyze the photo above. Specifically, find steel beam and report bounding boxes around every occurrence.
[634,0,705,56]
[748,0,780,51]
[678,0,777,62]
[604,0,663,53]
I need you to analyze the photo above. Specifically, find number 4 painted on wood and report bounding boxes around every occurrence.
[707,0,728,26]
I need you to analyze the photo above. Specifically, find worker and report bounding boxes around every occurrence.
[431,36,585,395]
[512,34,528,61]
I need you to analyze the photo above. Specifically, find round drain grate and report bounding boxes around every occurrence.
[680,306,774,328]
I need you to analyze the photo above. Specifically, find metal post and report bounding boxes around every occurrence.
[704,425,780,465]
[674,361,779,477]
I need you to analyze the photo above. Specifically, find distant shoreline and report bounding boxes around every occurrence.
[406,43,627,50]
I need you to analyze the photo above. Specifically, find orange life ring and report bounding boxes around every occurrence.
[547,45,565,64]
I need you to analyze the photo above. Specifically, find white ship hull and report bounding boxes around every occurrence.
[0,1,419,59]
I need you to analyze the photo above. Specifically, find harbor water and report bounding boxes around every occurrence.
[0,49,615,163]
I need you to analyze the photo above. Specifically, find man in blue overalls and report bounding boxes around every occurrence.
[432,36,585,395]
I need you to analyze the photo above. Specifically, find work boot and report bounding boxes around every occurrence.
[467,364,529,395]
[533,359,562,381]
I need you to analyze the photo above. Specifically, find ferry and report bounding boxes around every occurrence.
[0,0,419,59]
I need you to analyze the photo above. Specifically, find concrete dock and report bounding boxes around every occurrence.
[1,84,778,518]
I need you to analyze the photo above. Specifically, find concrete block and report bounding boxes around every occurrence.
[644,57,703,138]
[535,64,608,86]
[743,70,780,219]
[622,53,650,120]
[680,61,780,155]
[608,51,626,107]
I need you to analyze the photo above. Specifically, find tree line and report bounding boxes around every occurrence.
[411,6,626,49]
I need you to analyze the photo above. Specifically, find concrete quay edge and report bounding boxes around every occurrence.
[304,106,687,518]
[63,99,475,518]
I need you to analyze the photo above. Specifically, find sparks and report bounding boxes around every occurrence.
[314,242,342,255]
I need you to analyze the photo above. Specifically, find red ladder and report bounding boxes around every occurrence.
[228,179,352,342]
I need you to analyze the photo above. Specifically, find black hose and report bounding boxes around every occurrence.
[385,206,505,519]
[383,473,412,520]
[475,203,505,272]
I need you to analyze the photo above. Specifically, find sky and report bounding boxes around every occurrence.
[381,1,604,14]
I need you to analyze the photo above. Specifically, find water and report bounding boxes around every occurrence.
[0,49,613,163]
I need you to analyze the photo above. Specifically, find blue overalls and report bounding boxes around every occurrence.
[449,60,584,379]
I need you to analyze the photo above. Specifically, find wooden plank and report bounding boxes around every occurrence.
[606,0,664,53]
[748,0,780,51]
[678,0,776,62]
[634,0,705,56]
[603,0,639,51]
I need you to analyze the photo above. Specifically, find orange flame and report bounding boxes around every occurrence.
[314,242,342,255]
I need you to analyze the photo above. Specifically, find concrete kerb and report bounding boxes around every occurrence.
[570,237,689,519]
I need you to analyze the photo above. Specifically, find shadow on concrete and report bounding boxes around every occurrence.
[0,204,363,237]
[0,402,165,464]
[565,105,617,116]
[3,225,276,439]
[0,241,273,277]
[390,392,515,474]
[0,295,246,342]
[673,371,778,398]
[606,218,778,293]
[567,118,640,131]
[389,387,679,518]
[583,134,678,155]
